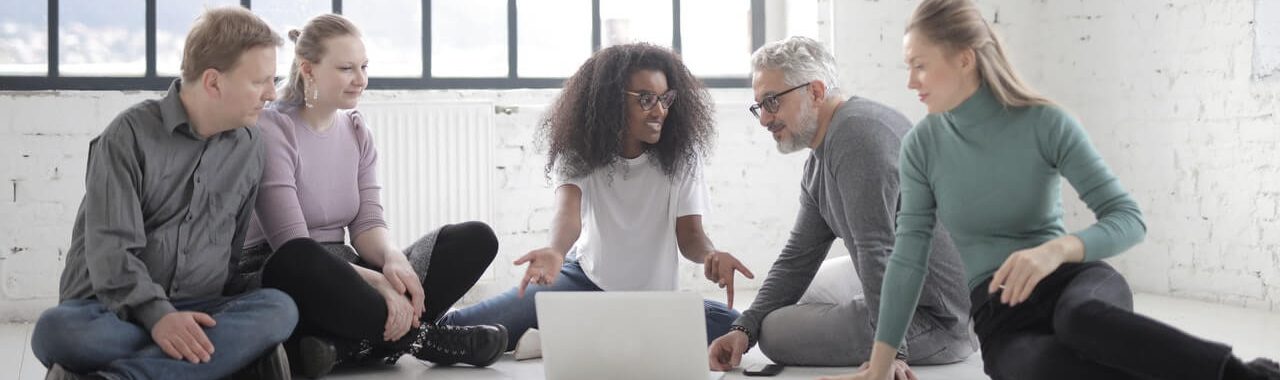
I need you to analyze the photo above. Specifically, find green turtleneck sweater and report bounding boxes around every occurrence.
[873,86,1147,347]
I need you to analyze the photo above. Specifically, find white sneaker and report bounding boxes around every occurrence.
[513,328,542,360]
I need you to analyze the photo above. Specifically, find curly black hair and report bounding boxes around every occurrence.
[539,43,716,181]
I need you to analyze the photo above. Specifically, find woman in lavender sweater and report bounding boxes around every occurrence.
[232,14,506,378]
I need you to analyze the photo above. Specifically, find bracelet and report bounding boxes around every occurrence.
[728,325,753,341]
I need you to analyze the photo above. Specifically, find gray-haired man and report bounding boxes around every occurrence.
[708,36,973,373]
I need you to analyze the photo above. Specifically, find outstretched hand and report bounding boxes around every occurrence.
[703,250,754,309]
[515,247,565,298]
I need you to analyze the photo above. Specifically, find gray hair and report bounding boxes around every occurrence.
[750,36,841,99]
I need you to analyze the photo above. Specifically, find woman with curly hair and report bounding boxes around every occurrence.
[440,43,755,350]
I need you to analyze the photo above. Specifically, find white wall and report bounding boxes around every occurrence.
[4,0,1280,321]
[1030,0,1280,311]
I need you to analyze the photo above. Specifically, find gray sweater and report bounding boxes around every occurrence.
[734,96,970,355]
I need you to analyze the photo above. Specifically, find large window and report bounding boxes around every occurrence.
[0,0,764,90]
[1257,0,1280,81]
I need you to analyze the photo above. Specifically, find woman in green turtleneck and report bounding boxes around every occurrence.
[826,1,1280,380]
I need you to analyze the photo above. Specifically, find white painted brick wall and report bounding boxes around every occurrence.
[1,91,159,321]
[1030,0,1280,312]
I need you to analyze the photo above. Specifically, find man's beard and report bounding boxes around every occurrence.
[776,97,819,154]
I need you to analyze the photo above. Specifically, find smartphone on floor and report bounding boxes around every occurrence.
[744,363,784,377]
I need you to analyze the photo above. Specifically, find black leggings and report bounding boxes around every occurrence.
[970,262,1232,380]
[258,221,498,341]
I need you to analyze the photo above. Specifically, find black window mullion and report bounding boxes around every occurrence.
[507,0,517,79]
[750,0,764,51]
[47,0,58,77]
[591,0,600,52]
[423,0,432,84]
[146,0,156,77]
[671,0,681,54]
[2,0,759,90]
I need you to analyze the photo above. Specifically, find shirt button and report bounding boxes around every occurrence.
[185,215,194,221]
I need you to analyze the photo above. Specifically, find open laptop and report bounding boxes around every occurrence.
[535,291,717,380]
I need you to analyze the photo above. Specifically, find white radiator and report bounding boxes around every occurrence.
[358,101,495,249]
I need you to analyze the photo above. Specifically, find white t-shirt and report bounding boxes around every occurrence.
[561,153,709,291]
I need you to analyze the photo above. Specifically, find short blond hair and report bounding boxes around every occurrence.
[180,6,282,83]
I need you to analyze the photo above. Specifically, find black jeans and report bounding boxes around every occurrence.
[247,221,498,342]
[970,262,1232,380]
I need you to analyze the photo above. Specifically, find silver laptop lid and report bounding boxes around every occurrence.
[535,291,714,380]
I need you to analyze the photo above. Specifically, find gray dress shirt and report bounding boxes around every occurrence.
[59,79,264,330]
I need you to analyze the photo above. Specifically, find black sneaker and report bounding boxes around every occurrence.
[412,324,508,367]
[234,343,291,380]
[294,336,338,379]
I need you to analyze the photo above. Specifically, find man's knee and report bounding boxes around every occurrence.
[757,304,871,366]
[32,302,137,371]
[243,288,299,343]
[32,306,80,367]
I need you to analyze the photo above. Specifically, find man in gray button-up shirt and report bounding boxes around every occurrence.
[709,37,974,372]
[31,7,297,380]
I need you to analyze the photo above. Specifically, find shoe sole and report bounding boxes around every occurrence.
[1251,358,1280,380]
[263,344,293,380]
[471,324,509,368]
[298,336,337,378]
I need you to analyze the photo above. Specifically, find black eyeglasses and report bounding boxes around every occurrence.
[748,83,811,118]
[625,89,678,111]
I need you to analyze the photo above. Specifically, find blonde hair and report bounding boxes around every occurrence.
[180,6,281,84]
[906,0,1051,107]
[279,14,361,106]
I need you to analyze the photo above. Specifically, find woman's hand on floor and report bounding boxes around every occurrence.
[703,250,754,308]
[381,257,425,328]
[819,359,916,380]
[514,247,565,298]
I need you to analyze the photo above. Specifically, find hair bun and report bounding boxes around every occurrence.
[288,29,301,42]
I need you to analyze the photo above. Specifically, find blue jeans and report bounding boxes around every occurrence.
[440,260,740,350]
[31,289,298,380]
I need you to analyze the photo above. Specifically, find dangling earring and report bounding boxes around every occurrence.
[305,77,319,108]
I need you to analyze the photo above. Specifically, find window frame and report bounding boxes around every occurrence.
[0,0,765,90]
